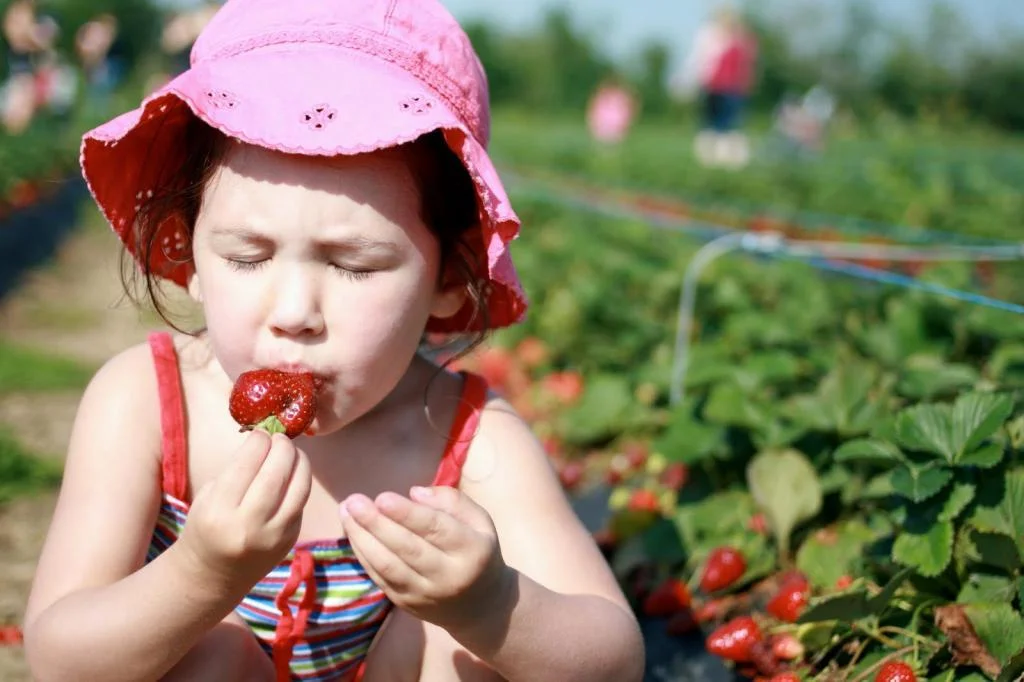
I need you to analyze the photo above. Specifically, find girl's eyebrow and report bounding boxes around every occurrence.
[209,226,399,252]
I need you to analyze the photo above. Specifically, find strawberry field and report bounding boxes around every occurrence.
[2,106,1024,681]
[452,116,1024,681]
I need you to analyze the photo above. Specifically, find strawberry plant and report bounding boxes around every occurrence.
[462,193,1024,679]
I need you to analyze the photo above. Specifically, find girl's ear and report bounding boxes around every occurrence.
[429,281,467,321]
[187,270,203,304]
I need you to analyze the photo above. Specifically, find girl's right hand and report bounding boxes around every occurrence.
[177,431,312,591]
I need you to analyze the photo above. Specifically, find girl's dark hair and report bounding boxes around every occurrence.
[124,118,491,359]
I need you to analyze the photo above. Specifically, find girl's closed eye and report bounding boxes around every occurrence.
[331,263,375,281]
[225,257,270,272]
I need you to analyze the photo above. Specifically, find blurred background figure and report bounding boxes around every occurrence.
[146,0,219,93]
[675,4,758,170]
[772,84,836,158]
[1,0,57,133]
[75,13,124,107]
[586,76,638,145]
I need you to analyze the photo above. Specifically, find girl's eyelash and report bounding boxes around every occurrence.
[331,264,374,281]
[226,258,268,272]
[226,258,373,280]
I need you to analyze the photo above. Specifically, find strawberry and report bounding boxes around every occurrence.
[705,615,763,662]
[766,582,809,622]
[766,674,802,682]
[771,634,804,660]
[834,575,854,590]
[748,512,769,534]
[0,625,23,645]
[643,578,691,617]
[874,661,916,682]
[627,489,660,513]
[229,369,318,439]
[515,336,549,369]
[542,371,584,404]
[700,546,746,593]
[558,461,584,491]
[660,462,688,490]
[693,599,724,623]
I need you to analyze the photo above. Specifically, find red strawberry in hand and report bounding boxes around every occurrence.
[229,369,318,439]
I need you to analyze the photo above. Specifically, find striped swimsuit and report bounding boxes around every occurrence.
[144,332,486,681]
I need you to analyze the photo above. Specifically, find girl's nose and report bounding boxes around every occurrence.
[266,266,325,337]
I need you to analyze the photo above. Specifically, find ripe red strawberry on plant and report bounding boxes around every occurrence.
[700,546,746,592]
[875,661,916,682]
[766,581,809,622]
[643,577,691,617]
[229,369,318,439]
[705,615,763,662]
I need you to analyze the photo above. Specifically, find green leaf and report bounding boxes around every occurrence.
[898,361,979,400]
[958,574,1018,605]
[797,589,876,623]
[747,449,823,559]
[704,383,773,432]
[957,443,1006,469]
[893,393,1013,464]
[967,531,1022,572]
[891,463,953,503]
[867,568,913,612]
[795,520,877,590]
[558,374,636,444]
[655,405,725,465]
[996,648,1024,682]
[833,438,905,465]
[892,519,954,577]
[255,415,287,435]
[963,603,1024,666]
[938,481,977,523]
[970,470,1024,560]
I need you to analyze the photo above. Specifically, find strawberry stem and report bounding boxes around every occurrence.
[255,415,287,435]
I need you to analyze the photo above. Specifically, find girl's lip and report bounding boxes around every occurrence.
[270,365,328,390]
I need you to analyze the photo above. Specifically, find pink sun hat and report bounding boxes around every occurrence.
[80,0,526,333]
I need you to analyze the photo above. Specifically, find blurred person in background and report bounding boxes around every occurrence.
[75,13,124,105]
[587,75,638,145]
[673,5,758,169]
[1,0,57,133]
[146,1,219,93]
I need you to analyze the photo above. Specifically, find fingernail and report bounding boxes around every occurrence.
[410,486,433,499]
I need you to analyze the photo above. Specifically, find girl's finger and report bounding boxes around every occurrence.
[374,491,469,554]
[341,498,424,591]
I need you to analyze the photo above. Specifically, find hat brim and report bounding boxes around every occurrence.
[80,45,526,332]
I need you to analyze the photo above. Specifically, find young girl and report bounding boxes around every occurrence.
[22,0,644,681]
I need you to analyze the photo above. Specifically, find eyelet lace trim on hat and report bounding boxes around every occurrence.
[205,89,239,109]
[201,27,487,142]
[399,95,433,115]
[302,104,337,130]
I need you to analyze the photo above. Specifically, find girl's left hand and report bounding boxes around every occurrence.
[339,486,515,633]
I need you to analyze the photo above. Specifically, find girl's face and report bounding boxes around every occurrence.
[190,142,465,435]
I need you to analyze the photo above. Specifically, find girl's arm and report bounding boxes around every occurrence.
[444,397,644,681]
[22,344,253,682]
[357,395,644,682]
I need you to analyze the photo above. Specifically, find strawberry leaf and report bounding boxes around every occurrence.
[963,603,1024,667]
[833,438,905,465]
[969,469,1024,561]
[891,462,953,503]
[255,415,288,435]
[795,519,877,590]
[892,519,954,577]
[747,448,822,560]
[894,393,1013,465]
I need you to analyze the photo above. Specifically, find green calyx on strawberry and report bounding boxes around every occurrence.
[229,368,318,439]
